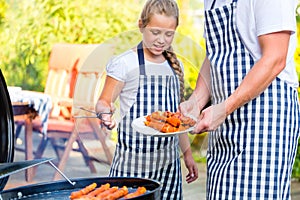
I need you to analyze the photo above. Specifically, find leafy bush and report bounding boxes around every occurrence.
[0,0,203,93]
[0,0,143,91]
[292,8,300,180]
[0,0,7,26]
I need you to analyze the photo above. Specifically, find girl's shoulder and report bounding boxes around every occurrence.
[110,49,137,65]
[106,49,139,82]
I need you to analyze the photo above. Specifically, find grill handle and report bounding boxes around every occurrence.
[48,161,76,186]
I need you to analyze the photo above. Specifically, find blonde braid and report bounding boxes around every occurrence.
[163,47,185,102]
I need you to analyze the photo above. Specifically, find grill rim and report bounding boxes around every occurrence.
[0,176,161,200]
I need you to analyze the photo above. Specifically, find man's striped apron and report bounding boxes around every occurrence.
[205,0,300,199]
[109,42,183,199]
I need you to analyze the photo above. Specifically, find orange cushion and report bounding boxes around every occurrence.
[46,118,95,134]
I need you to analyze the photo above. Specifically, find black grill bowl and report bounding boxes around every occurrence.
[0,69,15,192]
[0,177,161,200]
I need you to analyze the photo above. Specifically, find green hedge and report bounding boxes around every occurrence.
[0,0,203,92]
[292,11,300,179]
[0,0,145,90]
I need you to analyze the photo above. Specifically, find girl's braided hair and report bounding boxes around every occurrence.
[163,48,185,102]
[140,0,185,102]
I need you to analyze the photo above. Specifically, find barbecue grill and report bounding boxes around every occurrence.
[0,69,161,200]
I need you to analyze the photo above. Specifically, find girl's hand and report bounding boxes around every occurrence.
[95,100,116,130]
[192,102,226,134]
[178,98,200,120]
[98,112,116,130]
[183,152,198,184]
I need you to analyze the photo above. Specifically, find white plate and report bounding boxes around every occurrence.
[131,116,194,137]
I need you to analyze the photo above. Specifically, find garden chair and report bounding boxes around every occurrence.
[42,43,115,180]
[14,43,99,164]
[14,43,80,156]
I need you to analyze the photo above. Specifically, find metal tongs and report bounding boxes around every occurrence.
[74,107,114,129]
[74,107,113,119]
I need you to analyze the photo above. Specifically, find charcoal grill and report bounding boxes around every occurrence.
[0,69,161,200]
[0,177,161,200]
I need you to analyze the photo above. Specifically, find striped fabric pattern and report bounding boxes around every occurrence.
[109,44,183,199]
[72,72,104,111]
[204,0,300,199]
[44,69,71,99]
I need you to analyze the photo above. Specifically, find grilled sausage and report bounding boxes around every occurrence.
[124,187,146,199]
[69,183,97,199]
[103,186,128,200]
[96,187,118,199]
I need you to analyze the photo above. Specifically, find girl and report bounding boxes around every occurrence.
[95,0,198,199]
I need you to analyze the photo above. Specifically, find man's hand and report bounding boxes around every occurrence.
[192,102,226,134]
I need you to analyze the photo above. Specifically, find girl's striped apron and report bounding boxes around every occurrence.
[109,42,183,199]
[205,0,300,199]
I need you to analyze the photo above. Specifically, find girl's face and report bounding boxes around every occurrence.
[140,14,177,62]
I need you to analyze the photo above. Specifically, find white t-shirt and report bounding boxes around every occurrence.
[204,0,299,88]
[106,49,183,117]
